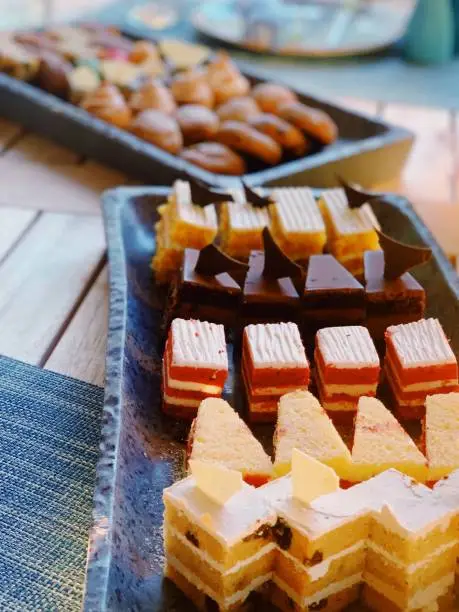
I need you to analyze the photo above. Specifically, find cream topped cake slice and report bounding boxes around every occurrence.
[187,397,273,487]
[385,318,459,420]
[349,396,427,483]
[269,187,326,260]
[319,188,380,276]
[219,187,270,259]
[242,322,309,422]
[273,390,351,479]
[162,318,228,419]
[315,326,380,422]
[163,463,277,611]
[424,392,459,482]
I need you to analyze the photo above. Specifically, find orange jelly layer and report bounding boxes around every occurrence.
[162,360,221,402]
[385,359,459,402]
[385,340,458,386]
[314,350,380,385]
[165,338,227,387]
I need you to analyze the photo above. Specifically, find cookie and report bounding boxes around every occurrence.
[170,69,214,108]
[130,109,183,154]
[176,104,219,144]
[129,41,165,78]
[251,82,298,114]
[206,51,250,105]
[180,142,246,176]
[68,64,100,103]
[277,102,338,145]
[216,96,260,122]
[159,39,210,71]
[81,82,132,129]
[248,113,310,157]
[216,120,282,165]
[100,59,142,94]
[129,78,176,115]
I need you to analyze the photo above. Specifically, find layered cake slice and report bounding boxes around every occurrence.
[273,390,352,479]
[349,396,427,483]
[219,186,270,259]
[423,392,459,482]
[162,318,228,419]
[152,179,218,283]
[163,461,278,611]
[315,326,380,422]
[269,187,326,261]
[187,397,273,486]
[319,187,380,277]
[242,322,309,422]
[385,318,459,420]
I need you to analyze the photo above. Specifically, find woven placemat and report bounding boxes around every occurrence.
[0,356,104,611]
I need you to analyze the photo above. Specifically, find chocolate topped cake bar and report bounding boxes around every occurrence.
[364,250,425,341]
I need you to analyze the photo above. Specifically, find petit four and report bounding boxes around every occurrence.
[169,244,247,325]
[319,188,380,277]
[242,228,303,324]
[242,322,309,422]
[80,82,132,129]
[251,82,298,114]
[205,51,250,105]
[350,396,427,483]
[216,120,283,165]
[187,397,273,486]
[273,390,352,479]
[385,318,459,420]
[180,142,247,176]
[216,96,260,122]
[315,326,380,421]
[248,114,310,157]
[130,109,183,154]
[152,180,218,284]
[170,68,214,108]
[128,78,176,115]
[277,102,338,145]
[269,187,326,261]
[219,186,270,259]
[162,318,228,419]
[424,392,459,482]
[176,104,220,145]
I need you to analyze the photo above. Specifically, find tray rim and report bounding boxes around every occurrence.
[83,185,459,611]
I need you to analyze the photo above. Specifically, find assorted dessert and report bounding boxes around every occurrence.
[0,25,339,176]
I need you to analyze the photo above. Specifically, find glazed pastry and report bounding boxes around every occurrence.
[0,35,39,80]
[180,142,246,176]
[251,82,298,114]
[37,51,73,97]
[176,104,219,144]
[216,96,260,122]
[206,52,250,105]
[128,41,165,78]
[129,78,176,115]
[248,113,310,157]
[216,120,282,165]
[170,69,214,108]
[68,64,100,104]
[81,82,132,129]
[278,102,338,145]
[130,109,183,154]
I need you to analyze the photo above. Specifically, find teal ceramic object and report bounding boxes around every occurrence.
[404,0,454,64]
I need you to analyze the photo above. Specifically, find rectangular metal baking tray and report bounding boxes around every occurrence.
[0,58,413,188]
[83,186,459,611]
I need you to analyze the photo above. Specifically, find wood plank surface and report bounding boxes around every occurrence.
[0,212,105,365]
[45,267,108,386]
[0,207,38,263]
[0,118,23,150]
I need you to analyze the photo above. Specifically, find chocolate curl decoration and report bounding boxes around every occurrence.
[337,176,381,209]
[242,180,274,209]
[182,174,233,208]
[376,230,432,281]
[195,243,248,277]
[262,227,303,280]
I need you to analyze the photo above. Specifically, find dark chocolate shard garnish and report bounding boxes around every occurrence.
[337,176,381,209]
[242,180,274,209]
[180,174,233,208]
[262,227,303,280]
[195,243,248,277]
[376,230,432,281]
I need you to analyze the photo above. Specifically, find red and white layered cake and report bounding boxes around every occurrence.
[162,318,228,419]
[385,318,459,420]
[242,322,309,422]
[315,326,380,423]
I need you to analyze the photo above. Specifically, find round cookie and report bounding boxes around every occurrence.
[129,78,176,115]
[216,120,282,165]
[277,102,338,145]
[170,69,214,108]
[81,82,132,129]
[130,109,183,154]
[216,96,260,122]
[176,104,219,144]
[180,142,246,176]
[248,113,310,157]
[251,82,298,114]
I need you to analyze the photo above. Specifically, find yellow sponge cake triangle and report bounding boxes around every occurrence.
[350,396,427,482]
[274,390,352,478]
[424,392,459,482]
[187,397,273,486]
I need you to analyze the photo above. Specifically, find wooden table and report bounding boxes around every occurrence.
[0,98,458,387]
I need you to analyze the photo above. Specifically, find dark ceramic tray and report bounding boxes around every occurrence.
[0,60,413,188]
[83,185,459,611]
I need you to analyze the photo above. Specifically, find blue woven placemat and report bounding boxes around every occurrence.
[0,357,104,611]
